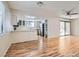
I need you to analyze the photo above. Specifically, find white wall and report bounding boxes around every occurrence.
[0,33,11,56]
[71,19,79,36]
[0,2,11,56]
[48,17,60,38]
[11,31,37,43]
[10,9,60,43]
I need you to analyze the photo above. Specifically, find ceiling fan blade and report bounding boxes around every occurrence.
[62,9,73,15]
[62,9,70,15]
[62,7,78,16]
[69,8,75,12]
[70,13,79,15]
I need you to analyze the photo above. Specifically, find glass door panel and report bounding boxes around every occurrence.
[60,21,70,36]
[60,22,65,36]
[65,22,70,35]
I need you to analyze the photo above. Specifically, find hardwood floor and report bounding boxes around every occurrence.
[5,36,79,57]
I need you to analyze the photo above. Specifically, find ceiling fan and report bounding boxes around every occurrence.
[37,1,44,7]
[62,8,79,15]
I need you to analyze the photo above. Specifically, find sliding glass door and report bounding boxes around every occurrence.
[65,22,70,35]
[60,21,70,36]
[60,22,65,36]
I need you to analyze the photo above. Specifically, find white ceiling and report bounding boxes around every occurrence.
[7,1,79,18]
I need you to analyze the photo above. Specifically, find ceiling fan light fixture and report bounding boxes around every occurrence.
[37,1,44,7]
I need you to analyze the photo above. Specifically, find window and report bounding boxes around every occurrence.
[26,21,34,28]
[25,20,35,31]
[0,2,4,34]
[0,15,3,33]
[15,16,38,31]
